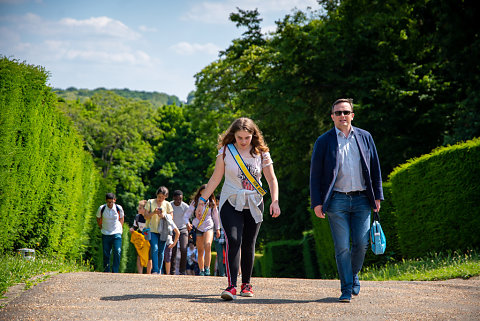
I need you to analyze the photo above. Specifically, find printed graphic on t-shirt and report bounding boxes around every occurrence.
[238,162,259,190]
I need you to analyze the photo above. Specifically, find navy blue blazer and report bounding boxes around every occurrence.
[310,126,384,212]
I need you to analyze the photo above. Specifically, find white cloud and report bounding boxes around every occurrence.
[139,25,157,32]
[59,16,140,40]
[1,13,152,66]
[183,0,320,24]
[170,41,221,56]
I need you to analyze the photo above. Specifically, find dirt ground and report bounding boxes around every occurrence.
[1,272,479,320]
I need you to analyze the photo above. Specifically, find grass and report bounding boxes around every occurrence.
[0,252,92,300]
[360,249,480,281]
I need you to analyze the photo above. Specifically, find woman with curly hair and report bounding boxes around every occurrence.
[195,117,281,300]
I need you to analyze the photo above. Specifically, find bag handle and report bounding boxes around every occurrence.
[372,210,381,222]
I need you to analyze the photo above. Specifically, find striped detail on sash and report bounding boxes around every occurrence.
[227,143,267,196]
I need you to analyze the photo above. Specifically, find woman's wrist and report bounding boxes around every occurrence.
[199,196,207,203]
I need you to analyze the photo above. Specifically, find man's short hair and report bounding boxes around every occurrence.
[106,192,116,200]
[172,190,183,197]
[331,98,354,113]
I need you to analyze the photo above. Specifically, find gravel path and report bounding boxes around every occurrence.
[1,272,479,320]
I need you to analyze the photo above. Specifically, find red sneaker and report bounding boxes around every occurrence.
[221,285,236,300]
[240,283,254,297]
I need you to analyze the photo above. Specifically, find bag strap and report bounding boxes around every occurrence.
[226,143,267,196]
[372,211,381,222]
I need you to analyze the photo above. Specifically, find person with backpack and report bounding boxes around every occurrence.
[195,117,281,300]
[96,193,125,273]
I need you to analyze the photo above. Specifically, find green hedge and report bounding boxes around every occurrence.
[260,231,319,279]
[363,182,398,266]
[389,138,480,258]
[310,209,337,278]
[0,57,105,263]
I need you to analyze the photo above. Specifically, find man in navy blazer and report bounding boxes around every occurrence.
[310,98,383,302]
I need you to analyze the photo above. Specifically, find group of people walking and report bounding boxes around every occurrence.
[96,98,384,303]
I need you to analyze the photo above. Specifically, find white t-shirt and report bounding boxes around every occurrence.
[217,146,273,223]
[96,204,124,235]
[170,201,189,230]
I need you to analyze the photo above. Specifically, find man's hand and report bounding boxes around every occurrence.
[314,205,325,219]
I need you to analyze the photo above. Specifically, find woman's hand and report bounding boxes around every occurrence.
[216,229,221,239]
[270,200,281,218]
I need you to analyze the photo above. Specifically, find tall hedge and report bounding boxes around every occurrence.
[0,57,104,261]
[389,138,480,258]
[310,209,337,278]
[260,231,319,279]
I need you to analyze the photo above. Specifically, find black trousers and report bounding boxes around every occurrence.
[220,200,262,287]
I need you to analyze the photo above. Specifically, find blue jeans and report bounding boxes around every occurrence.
[150,232,167,274]
[102,233,122,273]
[326,192,371,296]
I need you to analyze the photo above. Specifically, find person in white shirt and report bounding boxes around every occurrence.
[169,190,190,275]
[96,193,124,273]
[195,117,281,300]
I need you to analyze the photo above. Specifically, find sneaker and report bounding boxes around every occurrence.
[199,270,205,276]
[338,293,351,303]
[221,286,236,300]
[240,283,254,297]
[205,267,210,276]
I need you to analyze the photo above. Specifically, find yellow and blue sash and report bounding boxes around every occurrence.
[227,143,267,196]
[197,203,209,228]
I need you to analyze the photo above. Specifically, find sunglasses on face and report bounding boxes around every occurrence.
[333,110,352,116]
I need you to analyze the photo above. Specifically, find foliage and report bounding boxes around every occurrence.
[260,231,319,279]
[57,92,160,223]
[360,249,480,281]
[0,57,105,262]
[0,252,91,299]
[191,1,480,246]
[54,87,181,107]
[144,104,214,199]
[388,138,480,258]
[310,209,337,278]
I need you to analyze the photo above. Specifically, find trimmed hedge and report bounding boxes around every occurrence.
[363,182,399,266]
[260,231,319,279]
[0,57,105,263]
[389,138,480,258]
[310,209,337,278]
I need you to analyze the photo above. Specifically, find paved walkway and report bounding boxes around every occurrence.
[1,272,479,320]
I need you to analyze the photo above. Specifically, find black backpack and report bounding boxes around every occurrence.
[100,204,121,217]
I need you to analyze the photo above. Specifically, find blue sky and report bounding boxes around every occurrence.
[0,0,320,101]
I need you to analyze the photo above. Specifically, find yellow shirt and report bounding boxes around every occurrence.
[146,199,173,233]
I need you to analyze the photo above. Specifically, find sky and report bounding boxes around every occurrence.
[0,0,321,101]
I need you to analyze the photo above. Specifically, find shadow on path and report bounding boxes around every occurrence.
[101,293,339,304]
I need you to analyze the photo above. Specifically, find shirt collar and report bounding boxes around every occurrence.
[334,126,354,138]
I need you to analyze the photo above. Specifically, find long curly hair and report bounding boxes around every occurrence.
[217,117,269,157]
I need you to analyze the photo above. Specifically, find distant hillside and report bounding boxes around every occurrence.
[53,87,182,107]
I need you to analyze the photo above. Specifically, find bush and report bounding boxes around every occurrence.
[0,57,104,264]
[310,209,337,278]
[389,138,480,258]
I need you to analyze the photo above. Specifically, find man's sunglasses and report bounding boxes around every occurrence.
[333,110,352,116]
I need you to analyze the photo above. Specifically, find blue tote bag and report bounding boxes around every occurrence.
[370,211,386,255]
